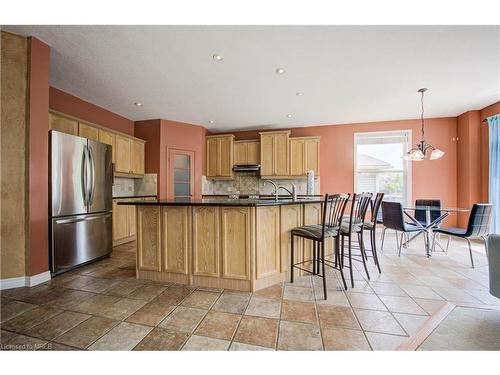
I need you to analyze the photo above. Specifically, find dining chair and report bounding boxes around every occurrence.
[406,199,447,251]
[432,203,492,268]
[381,201,425,256]
[362,192,384,273]
[290,193,350,298]
[340,192,373,287]
[487,234,500,298]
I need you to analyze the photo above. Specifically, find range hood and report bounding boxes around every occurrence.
[233,164,261,172]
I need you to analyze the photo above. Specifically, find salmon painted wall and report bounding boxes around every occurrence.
[135,119,206,199]
[28,37,50,276]
[49,87,135,135]
[213,117,459,225]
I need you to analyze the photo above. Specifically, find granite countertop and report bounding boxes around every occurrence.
[118,197,324,207]
[112,195,157,199]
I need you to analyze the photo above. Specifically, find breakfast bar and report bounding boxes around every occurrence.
[119,198,327,292]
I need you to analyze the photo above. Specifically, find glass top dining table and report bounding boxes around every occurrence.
[402,205,470,257]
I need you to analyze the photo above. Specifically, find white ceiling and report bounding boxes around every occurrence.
[4,25,500,132]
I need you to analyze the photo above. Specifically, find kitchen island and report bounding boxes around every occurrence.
[119,198,328,292]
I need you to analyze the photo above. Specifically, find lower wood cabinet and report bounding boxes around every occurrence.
[137,206,161,271]
[280,204,303,274]
[303,203,322,270]
[221,207,251,280]
[112,200,129,241]
[192,207,220,277]
[255,206,281,279]
[162,206,190,274]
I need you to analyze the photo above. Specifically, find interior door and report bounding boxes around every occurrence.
[87,140,113,213]
[168,148,195,200]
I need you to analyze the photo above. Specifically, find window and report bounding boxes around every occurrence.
[354,130,412,205]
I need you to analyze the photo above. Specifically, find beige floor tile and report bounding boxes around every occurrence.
[365,332,408,350]
[233,315,279,348]
[126,299,176,326]
[281,300,317,324]
[399,284,445,300]
[316,290,350,307]
[24,311,90,340]
[317,305,360,330]
[102,280,144,297]
[97,297,147,320]
[156,285,193,305]
[159,306,207,333]
[1,306,62,334]
[126,284,168,301]
[277,321,322,350]
[0,299,36,323]
[88,322,152,350]
[431,287,482,304]
[229,341,274,351]
[78,278,119,293]
[134,327,189,350]
[70,294,121,315]
[181,290,220,309]
[354,309,406,336]
[322,327,371,350]
[283,285,314,301]
[42,289,95,310]
[413,298,447,315]
[245,297,281,319]
[54,316,119,349]
[379,295,427,315]
[393,313,428,336]
[194,311,241,340]
[369,282,407,297]
[347,292,387,311]
[182,335,230,350]
[253,284,283,300]
[0,329,17,345]
[212,293,249,314]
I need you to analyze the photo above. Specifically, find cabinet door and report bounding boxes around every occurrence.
[219,137,233,177]
[192,207,220,277]
[303,203,322,272]
[137,206,161,271]
[274,133,289,176]
[128,205,136,237]
[115,135,131,173]
[255,206,281,279]
[234,142,247,165]
[221,207,251,280]
[162,206,190,274]
[112,200,129,241]
[49,113,78,135]
[289,139,305,176]
[206,138,219,177]
[305,138,320,176]
[78,122,99,141]
[280,205,303,274]
[98,129,115,163]
[247,141,260,165]
[260,134,274,176]
[131,140,145,175]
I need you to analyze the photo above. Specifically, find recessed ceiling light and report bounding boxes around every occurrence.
[209,120,214,124]
[296,92,304,96]
[276,68,286,74]
[213,54,223,61]
[286,114,292,118]
[134,102,143,107]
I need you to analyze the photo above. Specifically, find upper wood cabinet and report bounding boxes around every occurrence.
[115,135,131,174]
[78,122,99,141]
[206,135,234,178]
[289,136,321,176]
[98,129,115,163]
[259,131,290,177]
[131,140,145,175]
[234,140,260,165]
[49,113,78,135]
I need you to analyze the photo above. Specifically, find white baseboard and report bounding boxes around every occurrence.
[0,271,51,290]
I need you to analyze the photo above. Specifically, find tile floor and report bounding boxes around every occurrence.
[1,232,499,351]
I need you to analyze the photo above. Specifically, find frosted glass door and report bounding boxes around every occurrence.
[170,151,194,200]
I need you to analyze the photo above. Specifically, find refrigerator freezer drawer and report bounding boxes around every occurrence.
[51,212,112,275]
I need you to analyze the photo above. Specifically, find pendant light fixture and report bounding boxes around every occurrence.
[403,88,445,161]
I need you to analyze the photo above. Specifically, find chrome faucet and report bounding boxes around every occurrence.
[278,183,297,201]
[264,180,279,201]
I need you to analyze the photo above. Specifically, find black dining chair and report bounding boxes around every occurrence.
[381,201,425,256]
[432,203,492,268]
[407,199,445,250]
[290,193,350,298]
[340,192,373,286]
[362,192,384,273]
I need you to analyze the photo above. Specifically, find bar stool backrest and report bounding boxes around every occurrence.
[370,192,385,224]
[322,193,350,237]
[381,201,406,231]
[465,203,493,237]
[345,193,372,233]
[415,199,441,223]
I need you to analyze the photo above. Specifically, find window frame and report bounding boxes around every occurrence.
[353,130,412,206]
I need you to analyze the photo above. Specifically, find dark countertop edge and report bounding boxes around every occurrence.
[112,195,157,199]
[118,199,324,207]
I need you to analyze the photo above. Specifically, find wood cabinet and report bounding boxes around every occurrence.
[280,204,303,274]
[234,140,260,165]
[255,206,281,279]
[49,113,78,135]
[78,122,99,141]
[128,205,136,237]
[115,135,131,173]
[221,207,251,280]
[161,207,190,274]
[302,203,322,272]
[192,207,220,277]
[259,131,290,177]
[112,199,130,241]
[206,135,234,178]
[131,140,145,175]
[98,129,115,163]
[290,136,320,176]
[137,206,161,271]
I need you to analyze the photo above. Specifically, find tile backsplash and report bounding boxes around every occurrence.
[202,173,320,196]
[113,173,157,197]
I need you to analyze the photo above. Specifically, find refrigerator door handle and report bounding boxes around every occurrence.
[82,146,88,206]
[88,145,96,206]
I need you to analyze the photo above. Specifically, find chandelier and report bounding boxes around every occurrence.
[403,88,445,161]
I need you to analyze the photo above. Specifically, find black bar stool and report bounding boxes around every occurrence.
[340,193,373,287]
[290,193,350,299]
[362,192,384,273]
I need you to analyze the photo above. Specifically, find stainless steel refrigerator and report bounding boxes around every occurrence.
[50,130,113,275]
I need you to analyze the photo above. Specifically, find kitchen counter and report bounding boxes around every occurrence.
[113,195,157,199]
[124,198,328,292]
[118,197,323,207]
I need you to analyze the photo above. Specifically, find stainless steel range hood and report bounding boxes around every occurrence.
[232,164,261,172]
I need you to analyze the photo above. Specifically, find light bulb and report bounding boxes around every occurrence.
[430,148,445,160]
